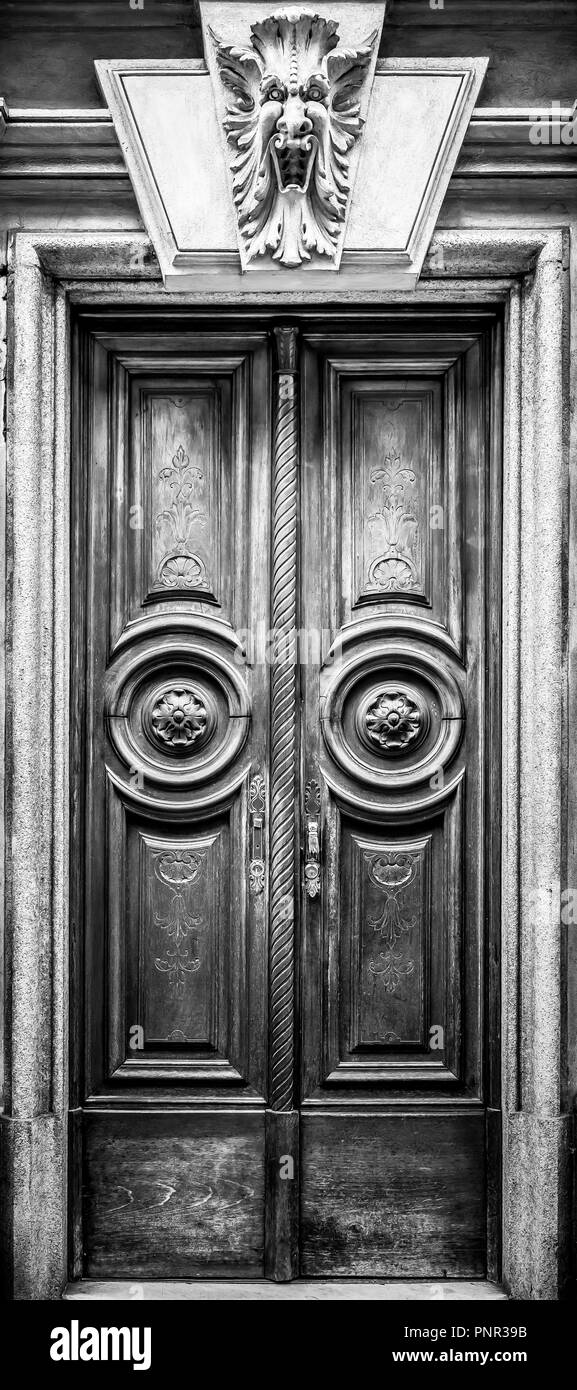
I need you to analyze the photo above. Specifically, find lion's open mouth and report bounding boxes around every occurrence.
[271,137,316,193]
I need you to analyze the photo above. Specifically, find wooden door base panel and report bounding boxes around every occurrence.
[300,1112,486,1279]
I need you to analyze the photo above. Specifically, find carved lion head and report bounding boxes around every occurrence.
[211,12,377,268]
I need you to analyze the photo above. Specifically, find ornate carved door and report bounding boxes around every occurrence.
[73,312,500,1281]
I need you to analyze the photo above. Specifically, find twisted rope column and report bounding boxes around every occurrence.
[269,326,299,1112]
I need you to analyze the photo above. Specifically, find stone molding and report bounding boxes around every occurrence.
[1,105,575,187]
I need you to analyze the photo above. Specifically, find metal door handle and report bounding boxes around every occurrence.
[304,778,321,899]
[307,819,320,858]
[249,773,266,896]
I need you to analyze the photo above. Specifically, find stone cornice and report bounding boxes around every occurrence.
[0,109,124,178]
[1,105,575,183]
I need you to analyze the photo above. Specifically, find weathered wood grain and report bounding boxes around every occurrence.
[300,1112,486,1277]
[264,1110,299,1282]
[84,1110,265,1277]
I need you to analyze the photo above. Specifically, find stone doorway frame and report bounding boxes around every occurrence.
[1,227,571,1299]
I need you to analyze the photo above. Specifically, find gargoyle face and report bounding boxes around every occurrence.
[258,68,330,196]
[212,13,377,269]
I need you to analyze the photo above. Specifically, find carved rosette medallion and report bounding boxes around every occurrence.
[365,689,422,753]
[105,634,251,811]
[143,678,218,756]
[148,685,214,754]
[356,682,429,758]
[211,12,377,269]
[322,633,465,810]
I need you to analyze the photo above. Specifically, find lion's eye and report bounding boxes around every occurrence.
[263,83,286,104]
[301,78,328,104]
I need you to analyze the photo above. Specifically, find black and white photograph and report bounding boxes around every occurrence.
[0,0,575,1362]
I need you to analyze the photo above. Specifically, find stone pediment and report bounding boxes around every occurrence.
[96,3,487,291]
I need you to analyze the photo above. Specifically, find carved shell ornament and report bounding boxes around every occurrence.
[154,849,205,888]
[210,12,378,268]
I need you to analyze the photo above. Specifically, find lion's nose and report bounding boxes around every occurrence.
[277,100,313,141]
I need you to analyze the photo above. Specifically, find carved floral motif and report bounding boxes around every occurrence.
[151,687,208,749]
[365,689,422,753]
[153,850,205,995]
[366,850,418,994]
[249,774,266,814]
[211,13,377,268]
[367,452,421,594]
[155,443,209,591]
[305,778,321,816]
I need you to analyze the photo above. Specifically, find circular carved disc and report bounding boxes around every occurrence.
[322,637,464,801]
[145,682,217,755]
[356,682,430,757]
[105,635,250,799]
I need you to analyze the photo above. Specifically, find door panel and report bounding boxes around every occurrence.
[300,326,500,1277]
[300,1112,485,1277]
[73,327,270,1277]
[345,382,440,611]
[83,1111,266,1279]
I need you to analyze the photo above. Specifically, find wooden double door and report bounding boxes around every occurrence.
[72,310,501,1281]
